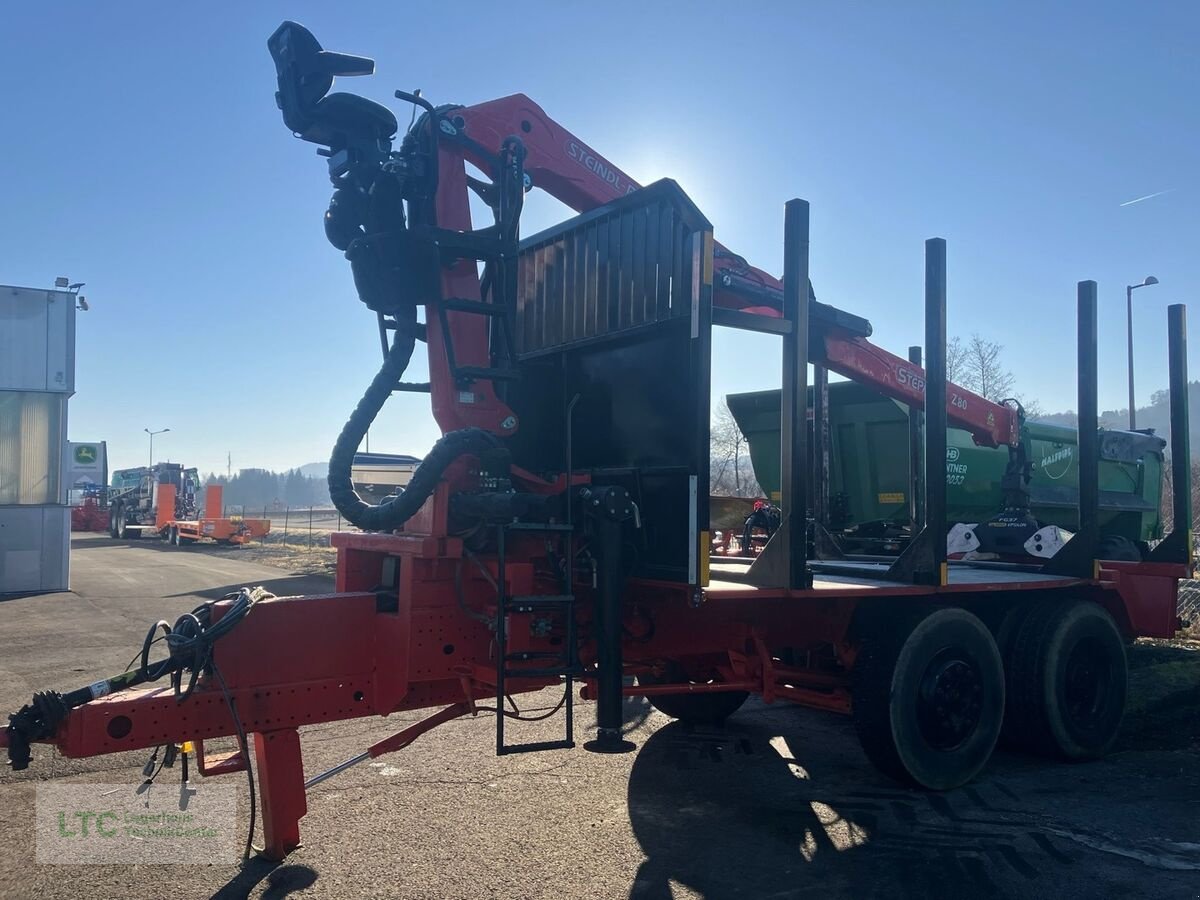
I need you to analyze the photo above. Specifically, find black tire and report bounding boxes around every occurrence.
[1004,599,1127,760]
[992,601,1035,748]
[115,505,128,540]
[1097,534,1143,562]
[108,505,119,539]
[639,665,749,725]
[169,526,180,546]
[853,606,1004,790]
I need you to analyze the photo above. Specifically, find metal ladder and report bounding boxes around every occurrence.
[494,521,578,755]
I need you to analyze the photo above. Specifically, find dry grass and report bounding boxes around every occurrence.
[234,540,337,575]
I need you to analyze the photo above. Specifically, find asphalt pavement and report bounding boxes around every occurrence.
[1,535,1198,899]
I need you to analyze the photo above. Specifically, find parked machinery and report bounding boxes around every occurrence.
[107,463,200,537]
[727,382,1166,557]
[3,22,1191,863]
[107,465,268,546]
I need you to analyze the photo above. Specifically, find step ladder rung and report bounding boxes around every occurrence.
[494,520,576,755]
[497,739,575,756]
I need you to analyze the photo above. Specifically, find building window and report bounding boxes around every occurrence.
[0,391,64,504]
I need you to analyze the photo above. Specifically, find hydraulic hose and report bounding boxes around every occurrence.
[327,321,502,531]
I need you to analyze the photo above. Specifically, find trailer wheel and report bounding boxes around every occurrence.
[115,506,128,540]
[639,665,749,724]
[1004,599,1126,760]
[108,505,120,539]
[169,526,180,546]
[853,607,1004,790]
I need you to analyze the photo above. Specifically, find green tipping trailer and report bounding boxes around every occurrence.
[727,383,1165,547]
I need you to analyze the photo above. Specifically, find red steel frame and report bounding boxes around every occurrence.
[2,93,1186,860]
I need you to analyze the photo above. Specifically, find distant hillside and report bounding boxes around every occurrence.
[298,462,327,480]
[1034,381,1200,456]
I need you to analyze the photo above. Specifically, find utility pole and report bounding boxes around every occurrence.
[1126,276,1160,429]
[145,427,169,469]
[227,451,232,480]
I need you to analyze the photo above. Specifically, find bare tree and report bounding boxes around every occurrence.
[946,335,966,386]
[1159,457,1200,540]
[711,400,761,497]
[960,333,1016,401]
[944,332,1044,418]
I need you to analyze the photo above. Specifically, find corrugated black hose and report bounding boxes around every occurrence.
[327,321,502,531]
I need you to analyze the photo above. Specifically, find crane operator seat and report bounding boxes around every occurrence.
[268,20,397,148]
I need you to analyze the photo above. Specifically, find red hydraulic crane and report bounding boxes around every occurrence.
[438,93,1020,448]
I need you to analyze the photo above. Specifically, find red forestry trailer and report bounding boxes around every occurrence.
[4,22,1191,863]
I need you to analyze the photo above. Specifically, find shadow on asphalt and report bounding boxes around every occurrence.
[627,718,886,899]
[208,859,318,900]
[72,536,254,553]
[620,707,1173,900]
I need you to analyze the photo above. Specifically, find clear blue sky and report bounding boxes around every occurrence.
[3,2,1196,477]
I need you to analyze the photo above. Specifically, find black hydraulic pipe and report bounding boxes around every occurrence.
[781,199,811,589]
[327,326,501,532]
[907,345,924,530]
[1076,281,1100,568]
[924,239,948,585]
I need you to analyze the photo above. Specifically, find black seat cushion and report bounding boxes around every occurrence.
[311,92,398,142]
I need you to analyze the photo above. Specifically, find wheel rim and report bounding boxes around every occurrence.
[916,649,984,751]
[1063,636,1113,729]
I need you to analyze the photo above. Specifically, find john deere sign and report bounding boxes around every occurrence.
[66,441,107,491]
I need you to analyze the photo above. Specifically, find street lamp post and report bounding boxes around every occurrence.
[1126,276,1159,430]
[144,427,170,468]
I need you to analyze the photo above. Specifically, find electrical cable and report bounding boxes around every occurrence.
[464,548,499,592]
[476,687,568,722]
[211,660,257,861]
[453,558,494,627]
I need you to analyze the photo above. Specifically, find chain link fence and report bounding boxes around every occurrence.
[1176,578,1200,628]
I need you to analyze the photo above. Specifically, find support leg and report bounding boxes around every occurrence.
[253,728,307,860]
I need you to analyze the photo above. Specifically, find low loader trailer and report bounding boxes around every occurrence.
[118,482,270,546]
[3,21,1191,866]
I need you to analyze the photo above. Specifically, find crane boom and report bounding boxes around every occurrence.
[450,93,1020,448]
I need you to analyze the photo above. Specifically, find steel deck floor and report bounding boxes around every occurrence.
[707,558,1082,595]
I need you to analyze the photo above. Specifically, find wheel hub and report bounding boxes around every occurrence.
[916,650,984,751]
